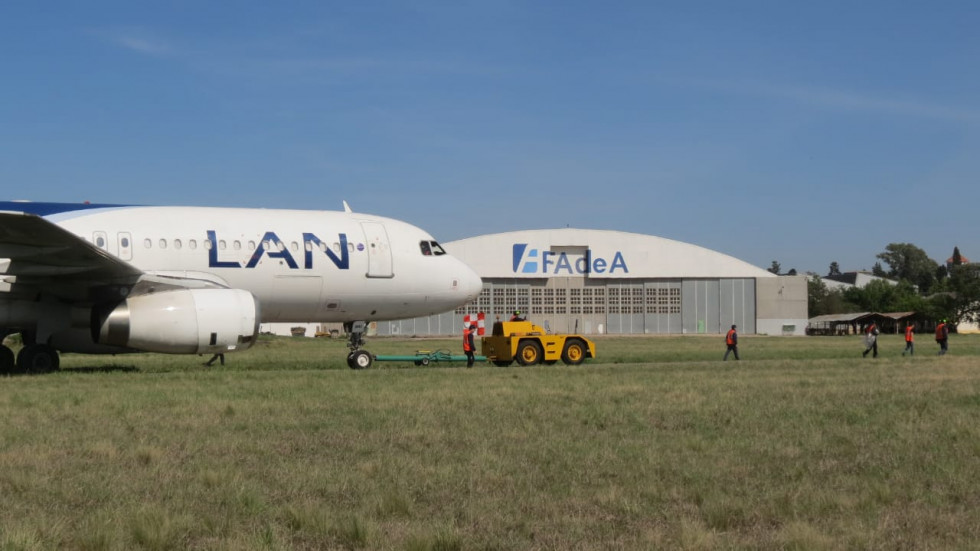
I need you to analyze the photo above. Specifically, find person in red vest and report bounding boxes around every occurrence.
[935,319,949,355]
[723,324,739,361]
[902,322,915,356]
[463,323,478,367]
[862,322,879,358]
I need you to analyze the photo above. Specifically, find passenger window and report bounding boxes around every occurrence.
[121,237,130,248]
[234,241,242,250]
[205,240,213,250]
[219,240,227,250]
[159,239,167,249]
[96,236,106,248]
[144,238,152,249]
[174,239,182,250]
[189,240,197,250]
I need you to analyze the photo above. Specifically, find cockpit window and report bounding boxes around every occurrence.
[419,241,447,256]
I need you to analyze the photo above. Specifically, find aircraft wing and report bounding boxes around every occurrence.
[0,210,143,302]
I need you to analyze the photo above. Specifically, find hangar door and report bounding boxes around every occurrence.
[682,279,755,334]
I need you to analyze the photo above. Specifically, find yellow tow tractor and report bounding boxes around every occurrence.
[481,320,596,367]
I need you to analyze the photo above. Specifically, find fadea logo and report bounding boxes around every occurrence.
[512,244,628,275]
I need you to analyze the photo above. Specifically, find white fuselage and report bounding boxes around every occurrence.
[51,206,483,323]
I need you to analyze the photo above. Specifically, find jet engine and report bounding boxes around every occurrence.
[96,288,260,354]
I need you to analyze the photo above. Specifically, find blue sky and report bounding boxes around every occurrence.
[2,1,979,275]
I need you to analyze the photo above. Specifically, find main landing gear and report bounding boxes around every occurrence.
[345,321,374,370]
[0,332,61,375]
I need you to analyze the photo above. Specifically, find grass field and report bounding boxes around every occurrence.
[2,333,980,550]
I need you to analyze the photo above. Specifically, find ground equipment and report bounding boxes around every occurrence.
[373,349,486,366]
[481,321,596,367]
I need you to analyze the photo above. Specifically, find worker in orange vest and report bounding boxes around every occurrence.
[724,324,739,361]
[935,320,949,355]
[463,323,478,367]
[902,322,914,356]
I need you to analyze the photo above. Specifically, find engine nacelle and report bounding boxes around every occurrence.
[97,288,260,354]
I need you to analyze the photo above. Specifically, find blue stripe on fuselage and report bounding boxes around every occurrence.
[0,201,132,218]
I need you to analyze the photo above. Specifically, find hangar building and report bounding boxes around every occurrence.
[373,228,808,336]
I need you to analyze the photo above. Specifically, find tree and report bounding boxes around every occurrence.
[828,262,841,277]
[876,243,939,293]
[948,263,980,324]
[843,279,922,313]
[768,261,781,275]
[952,246,963,266]
[872,262,887,278]
[787,268,797,276]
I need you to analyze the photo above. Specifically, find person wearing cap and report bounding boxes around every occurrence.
[463,323,478,367]
[723,324,739,361]
[935,319,949,355]
[510,310,525,322]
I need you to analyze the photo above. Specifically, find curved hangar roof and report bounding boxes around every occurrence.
[445,228,775,280]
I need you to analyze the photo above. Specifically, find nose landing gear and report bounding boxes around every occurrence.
[344,321,374,369]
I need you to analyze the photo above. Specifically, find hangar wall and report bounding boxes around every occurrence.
[755,275,809,335]
[372,228,808,336]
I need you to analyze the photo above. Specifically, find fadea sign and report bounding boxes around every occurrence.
[512,243,628,275]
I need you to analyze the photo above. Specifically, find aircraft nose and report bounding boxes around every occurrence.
[458,262,483,302]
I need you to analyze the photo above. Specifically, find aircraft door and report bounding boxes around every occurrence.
[361,222,393,278]
[117,232,133,261]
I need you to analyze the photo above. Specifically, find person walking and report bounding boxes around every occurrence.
[205,352,225,366]
[936,319,949,355]
[862,322,879,358]
[463,323,477,367]
[723,324,739,361]
[902,322,914,356]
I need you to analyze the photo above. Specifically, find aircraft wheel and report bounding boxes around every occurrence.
[17,344,60,374]
[561,339,587,365]
[348,350,373,370]
[515,340,543,366]
[0,345,15,374]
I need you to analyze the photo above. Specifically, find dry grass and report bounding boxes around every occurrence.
[1,334,979,549]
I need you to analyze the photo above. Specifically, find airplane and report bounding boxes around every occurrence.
[0,201,483,373]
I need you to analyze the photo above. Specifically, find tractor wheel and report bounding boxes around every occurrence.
[515,340,543,366]
[561,339,587,365]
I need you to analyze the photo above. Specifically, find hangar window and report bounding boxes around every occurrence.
[554,289,566,304]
